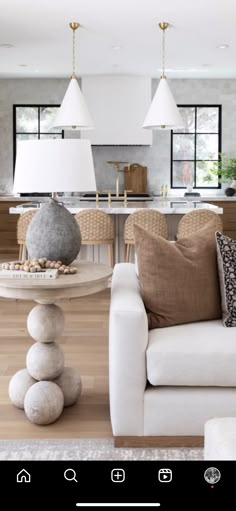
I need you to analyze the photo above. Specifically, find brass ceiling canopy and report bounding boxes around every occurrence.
[159,22,169,31]
[69,22,80,31]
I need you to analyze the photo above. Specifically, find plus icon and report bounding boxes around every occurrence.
[111,468,125,483]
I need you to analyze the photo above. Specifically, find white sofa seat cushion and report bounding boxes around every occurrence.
[147,320,236,386]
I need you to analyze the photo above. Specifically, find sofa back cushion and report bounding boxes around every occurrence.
[134,222,222,329]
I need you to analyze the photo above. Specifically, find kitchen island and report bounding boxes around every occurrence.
[9,199,222,264]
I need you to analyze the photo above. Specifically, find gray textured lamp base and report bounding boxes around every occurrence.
[26,200,81,265]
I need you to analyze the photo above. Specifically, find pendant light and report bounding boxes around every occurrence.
[143,22,183,130]
[52,22,94,130]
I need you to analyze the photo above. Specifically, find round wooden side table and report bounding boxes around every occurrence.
[0,261,112,425]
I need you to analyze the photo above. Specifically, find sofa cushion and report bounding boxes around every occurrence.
[134,222,221,329]
[147,320,236,386]
[216,231,236,327]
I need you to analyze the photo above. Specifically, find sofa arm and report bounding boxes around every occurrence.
[109,263,148,436]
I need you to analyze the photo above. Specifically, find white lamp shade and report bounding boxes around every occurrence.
[51,78,94,130]
[142,77,183,130]
[13,139,96,193]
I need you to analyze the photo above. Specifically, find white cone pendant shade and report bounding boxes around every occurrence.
[52,77,94,130]
[143,22,183,130]
[52,22,94,131]
[143,77,183,130]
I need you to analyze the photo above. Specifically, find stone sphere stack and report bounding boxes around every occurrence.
[8,303,82,424]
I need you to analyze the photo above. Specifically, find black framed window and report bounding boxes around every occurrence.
[13,105,64,174]
[171,105,222,189]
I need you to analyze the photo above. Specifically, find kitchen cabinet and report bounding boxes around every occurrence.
[202,200,236,239]
[0,200,20,257]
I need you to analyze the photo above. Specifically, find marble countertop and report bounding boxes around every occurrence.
[9,200,223,215]
[1,193,236,202]
[163,195,236,202]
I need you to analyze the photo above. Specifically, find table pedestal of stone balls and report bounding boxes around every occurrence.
[1,262,112,425]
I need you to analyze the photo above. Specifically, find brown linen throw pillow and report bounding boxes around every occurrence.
[134,222,221,329]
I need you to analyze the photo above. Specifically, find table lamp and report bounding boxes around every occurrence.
[13,139,96,265]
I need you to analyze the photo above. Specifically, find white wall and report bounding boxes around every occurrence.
[0,78,235,196]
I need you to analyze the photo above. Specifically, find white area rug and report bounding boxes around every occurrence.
[0,439,203,460]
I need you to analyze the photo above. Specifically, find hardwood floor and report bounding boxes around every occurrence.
[0,288,112,439]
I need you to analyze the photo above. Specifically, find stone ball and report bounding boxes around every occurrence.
[8,368,36,409]
[26,342,64,380]
[26,200,81,265]
[24,381,64,425]
[27,304,64,343]
[54,367,82,407]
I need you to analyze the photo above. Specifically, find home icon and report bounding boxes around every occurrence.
[16,469,31,483]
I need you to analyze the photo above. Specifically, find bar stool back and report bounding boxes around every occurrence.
[124,209,168,262]
[74,209,115,267]
[17,210,38,260]
[177,209,223,240]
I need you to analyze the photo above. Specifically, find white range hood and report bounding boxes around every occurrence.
[81,75,152,146]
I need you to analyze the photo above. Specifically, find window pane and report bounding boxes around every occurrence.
[173,107,195,133]
[196,134,219,160]
[171,105,220,189]
[172,161,194,187]
[173,134,195,160]
[197,107,219,133]
[40,134,62,139]
[16,107,38,133]
[16,133,38,144]
[196,161,219,187]
[40,107,61,133]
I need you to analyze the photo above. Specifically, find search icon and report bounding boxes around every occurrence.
[64,468,78,483]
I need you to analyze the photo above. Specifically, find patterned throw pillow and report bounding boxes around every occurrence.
[215,231,236,327]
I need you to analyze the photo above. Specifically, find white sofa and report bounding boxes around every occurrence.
[109,263,236,447]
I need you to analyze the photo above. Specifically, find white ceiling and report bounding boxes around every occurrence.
[0,0,236,79]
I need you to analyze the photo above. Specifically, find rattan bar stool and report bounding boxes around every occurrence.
[176,209,223,240]
[74,209,115,267]
[124,209,168,262]
[17,210,38,260]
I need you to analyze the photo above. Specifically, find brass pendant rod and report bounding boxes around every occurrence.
[159,22,169,79]
[69,22,80,79]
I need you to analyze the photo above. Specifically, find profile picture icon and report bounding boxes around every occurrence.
[204,467,221,485]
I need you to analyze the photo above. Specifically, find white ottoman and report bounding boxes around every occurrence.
[204,418,236,460]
